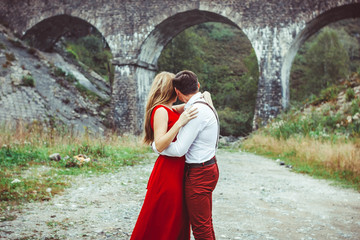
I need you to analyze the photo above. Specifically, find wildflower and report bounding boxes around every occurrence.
[347,116,352,123]
[336,123,340,128]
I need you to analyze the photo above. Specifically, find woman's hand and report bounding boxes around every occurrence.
[177,106,198,127]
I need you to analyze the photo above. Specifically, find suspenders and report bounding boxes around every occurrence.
[193,100,220,149]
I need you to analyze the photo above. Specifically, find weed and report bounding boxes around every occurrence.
[0,42,6,50]
[345,88,356,101]
[5,52,16,62]
[75,82,104,103]
[21,75,35,87]
[53,67,66,77]
[65,72,77,83]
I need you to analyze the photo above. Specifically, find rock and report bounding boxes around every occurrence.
[49,153,61,161]
[10,73,22,86]
[11,178,21,184]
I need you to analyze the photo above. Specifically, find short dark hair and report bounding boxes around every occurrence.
[173,70,198,95]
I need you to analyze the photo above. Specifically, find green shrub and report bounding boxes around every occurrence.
[345,88,355,101]
[75,82,102,102]
[65,72,77,83]
[218,107,253,136]
[21,75,35,87]
[65,35,113,81]
[350,99,360,115]
[311,85,343,105]
[53,67,66,77]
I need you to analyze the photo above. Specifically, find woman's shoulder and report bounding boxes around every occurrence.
[153,104,168,113]
[151,105,169,118]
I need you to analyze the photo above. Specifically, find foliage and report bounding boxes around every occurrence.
[242,72,360,191]
[53,67,66,77]
[345,88,355,101]
[21,75,35,87]
[65,35,113,81]
[158,22,259,136]
[290,23,358,104]
[65,72,77,83]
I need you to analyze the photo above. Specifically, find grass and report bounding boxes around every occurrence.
[0,122,151,216]
[242,134,360,190]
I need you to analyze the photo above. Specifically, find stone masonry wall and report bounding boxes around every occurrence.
[1,0,360,133]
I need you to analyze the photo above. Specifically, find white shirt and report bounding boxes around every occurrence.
[152,92,218,164]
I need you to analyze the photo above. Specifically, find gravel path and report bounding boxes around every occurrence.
[1,150,360,240]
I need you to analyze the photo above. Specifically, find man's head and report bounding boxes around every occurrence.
[173,70,200,102]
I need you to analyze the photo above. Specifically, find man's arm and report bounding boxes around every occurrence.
[153,109,203,157]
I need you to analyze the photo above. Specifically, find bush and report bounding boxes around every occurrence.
[53,67,66,77]
[65,72,77,83]
[65,35,113,81]
[21,75,35,87]
[345,88,355,101]
[5,52,16,62]
[218,107,253,136]
[311,85,343,105]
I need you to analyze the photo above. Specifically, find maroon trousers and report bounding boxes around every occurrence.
[185,162,219,240]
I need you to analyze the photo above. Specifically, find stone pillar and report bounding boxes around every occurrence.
[111,64,138,134]
[244,25,299,129]
[111,61,157,135]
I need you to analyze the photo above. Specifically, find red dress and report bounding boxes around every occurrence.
[130,105,190,240]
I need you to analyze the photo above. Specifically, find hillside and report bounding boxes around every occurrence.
[0,25,112,133]
[242,74,360,190]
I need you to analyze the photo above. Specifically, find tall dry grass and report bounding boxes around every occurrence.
[0,121,144,149]
[242,134,360,187]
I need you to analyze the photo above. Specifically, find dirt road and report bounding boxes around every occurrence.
[1,150,359,239]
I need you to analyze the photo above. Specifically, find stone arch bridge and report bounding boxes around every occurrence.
[1,0,360,134]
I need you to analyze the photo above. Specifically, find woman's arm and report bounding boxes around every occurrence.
[153,106,198,152]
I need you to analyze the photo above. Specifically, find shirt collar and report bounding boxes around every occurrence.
[184,92,202,109]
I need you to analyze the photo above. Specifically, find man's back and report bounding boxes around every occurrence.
[158,92,218,162]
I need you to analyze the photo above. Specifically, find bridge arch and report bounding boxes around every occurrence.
[282,3,360,107]
[129,9,258,132]
[22,14,111,52]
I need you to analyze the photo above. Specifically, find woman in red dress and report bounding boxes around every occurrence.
[130,72,198,240]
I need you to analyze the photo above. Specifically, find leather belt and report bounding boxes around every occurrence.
[186,156,216,169]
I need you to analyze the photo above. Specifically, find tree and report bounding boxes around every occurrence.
[158,22,259,136]
[291,27,351,103]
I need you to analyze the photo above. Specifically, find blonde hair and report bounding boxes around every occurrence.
[143,71,176,144]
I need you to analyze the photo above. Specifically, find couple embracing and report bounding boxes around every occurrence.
[130,70,220,240]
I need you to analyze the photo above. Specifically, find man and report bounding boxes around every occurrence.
[153,70,219,239]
